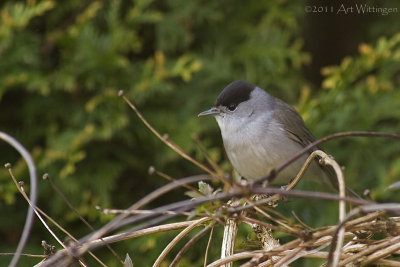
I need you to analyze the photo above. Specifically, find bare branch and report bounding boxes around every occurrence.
[313,150,346,267]
[254,131,400,185]
[119,91,217,176]
[43,173,122,264]
[0,131,38,267]
[220,202,240,267]
[170,222,215,267]
[153,217,211,266]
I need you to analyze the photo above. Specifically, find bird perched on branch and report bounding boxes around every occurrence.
[199,80,358,197]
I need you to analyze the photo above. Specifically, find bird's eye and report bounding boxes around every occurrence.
[228,103,237,111]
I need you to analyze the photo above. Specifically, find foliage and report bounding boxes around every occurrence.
[304,34,400,200]
[0,0,399,266]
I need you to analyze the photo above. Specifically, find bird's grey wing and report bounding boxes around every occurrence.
[271,97,318,151]
[271,97,360,198]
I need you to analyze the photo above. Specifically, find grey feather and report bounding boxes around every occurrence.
[272,96,318,151]
[272,96,359,198]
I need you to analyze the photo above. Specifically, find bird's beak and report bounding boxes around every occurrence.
[198,107,220,117]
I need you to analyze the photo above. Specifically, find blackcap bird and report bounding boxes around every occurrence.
[199,80,357,196]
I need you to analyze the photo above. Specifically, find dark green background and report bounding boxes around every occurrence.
[0,0,399,266]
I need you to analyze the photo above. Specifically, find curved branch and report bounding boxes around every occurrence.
[0,131,38,267]
[255,131,400,185]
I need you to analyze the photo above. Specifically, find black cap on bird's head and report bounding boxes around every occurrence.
[198,80,256,117]
[215,80,255,108]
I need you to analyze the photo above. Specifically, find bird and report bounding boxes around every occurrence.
[198,80,357,196]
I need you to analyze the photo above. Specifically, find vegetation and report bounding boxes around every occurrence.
[0,0,399,266]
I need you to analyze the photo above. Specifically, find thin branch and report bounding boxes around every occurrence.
[99,207,192,216]
[328,205,400,266]
[272,243,330,266]
[220,211,239,267]
[361,236,400,266]
[91,220,205,245]
[42,169,397,266]
[207,250,265,267]
[254,131,400,185]
[74,174,213,258]
[0,253,46,258]
[249,187,370,206]
[285,149,320,191]
[10,178,87,267]
[10,167,108,266]
[119,90,216,176]
[170,222,215,267]
[314,150,346,267]
[241,216,298,237]
[79,184,371,256]
[192,135,227,182]
[339,236,400,266]
[305,251,400,267]
[226,211,397,266]
[40,220,205,266]
[42,189,234,266]
[204,224,215,267]
[148,166,204,195]
[272,246,303,266]
[44,174,122,264]
[152,217,211,267]
[0,131,38,267]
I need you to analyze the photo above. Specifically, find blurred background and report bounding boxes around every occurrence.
[0,0,399,266]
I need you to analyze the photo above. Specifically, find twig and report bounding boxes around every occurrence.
[249,187,369,206]
[231,147,369,217]
[148,166,203,195]
[8,173,88,267]
[73,174,213,259]
[272,243,330,266]
[207,251,265,267]
[340,236,400,266]
[291,211,314,230]
[90,220,206,245]
[42,190,236,266]
[221,200,241,267]
[305,251,400,266]
[241,216,298,237]
[272,246,302,266]
[328,206,400,266]
[17,184,66,250]
[170,222,215,267]
[104,175,215,231]
[361,236,400,266]
[254,131,400,185]
[41,172,394,266]
[252,204,299,233]
[153,217,211,267]
[204,223,215,267]
[119,90,216,176]
[43,173,116,266]
[313,150,346,267]
[285,149,321,191]
[10,168,108,266]
[0,253,46,258]
[40,220,205,266]
[100,207,192,216]
[192,135,227,181]
[0,131,38,267]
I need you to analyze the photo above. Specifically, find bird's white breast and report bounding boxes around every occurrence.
[216,114,320,184]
